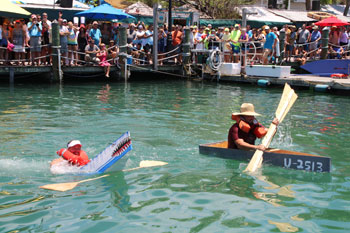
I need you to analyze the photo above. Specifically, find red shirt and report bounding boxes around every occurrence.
[172,30,182,46]
[228,123,258,149]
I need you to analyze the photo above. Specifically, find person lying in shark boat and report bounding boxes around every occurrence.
[52,140,90,167]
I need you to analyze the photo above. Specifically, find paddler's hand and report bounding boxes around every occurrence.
[272,117,279,126]
[256,144,266,151]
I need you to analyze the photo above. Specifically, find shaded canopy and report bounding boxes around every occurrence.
[76,3,134,20]
[1,0,31,18]
[315,16,349,27]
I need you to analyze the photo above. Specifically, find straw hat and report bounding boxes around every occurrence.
[232,103,261,116]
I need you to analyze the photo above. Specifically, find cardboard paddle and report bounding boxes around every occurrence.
[40,160,168,192]
[244,84,298,173]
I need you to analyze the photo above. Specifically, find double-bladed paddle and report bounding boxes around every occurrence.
[244,84,298,173]
[40,160,168,192]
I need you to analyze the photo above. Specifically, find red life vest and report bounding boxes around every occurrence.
[56,148,90,166]
[231,114,267,138]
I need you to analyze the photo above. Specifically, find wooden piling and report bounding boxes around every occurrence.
[182,28,191,64]
[321,27,329,60]
[9,67,14,84]
[182,28,191,77]
[153,3,159,71]
[51,21,62,82]
[118,26,129,81]
[279,30,285,62]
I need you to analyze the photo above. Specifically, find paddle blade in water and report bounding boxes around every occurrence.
[139,160,168,168]
[40,182,79,192]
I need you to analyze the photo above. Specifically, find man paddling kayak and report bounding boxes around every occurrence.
[228,103,279,151]
[52,140,90,167]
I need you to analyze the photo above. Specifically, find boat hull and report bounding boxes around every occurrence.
[199,141,331,172]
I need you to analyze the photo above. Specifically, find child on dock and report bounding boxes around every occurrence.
[97,43,110,78]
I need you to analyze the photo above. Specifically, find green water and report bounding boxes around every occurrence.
[0,80,349,232]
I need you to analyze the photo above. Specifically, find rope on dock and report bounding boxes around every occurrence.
[127,64,185,78]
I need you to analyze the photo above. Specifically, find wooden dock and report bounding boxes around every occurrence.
[214,74,350,94]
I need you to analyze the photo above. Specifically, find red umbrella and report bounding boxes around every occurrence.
[315,16,350,27]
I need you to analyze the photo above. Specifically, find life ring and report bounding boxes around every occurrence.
[331,73,347,79]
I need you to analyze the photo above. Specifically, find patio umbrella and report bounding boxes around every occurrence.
[315,16,349,27]
[1,0,31,18]
[75,3,134,20]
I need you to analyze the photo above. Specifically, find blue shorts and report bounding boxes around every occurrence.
[230,44,240,54]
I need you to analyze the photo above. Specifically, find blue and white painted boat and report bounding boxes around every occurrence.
[301,59,350,77]
[51,132,132,174]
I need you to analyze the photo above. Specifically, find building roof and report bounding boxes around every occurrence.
[124,1,153,17]
[174,4,211,19]
[12,0,89,9]
[237,6,290,23]
[267,9,315,23]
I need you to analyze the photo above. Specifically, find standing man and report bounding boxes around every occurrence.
[59,19,69,66]
[230,24,241,63]
[309,26,321,60]
[89,21,102,47]
[27,14,42,66]
[41,12,51,65]
[297,24,310,54]
[172,25,183,63]
[262,26,277,65]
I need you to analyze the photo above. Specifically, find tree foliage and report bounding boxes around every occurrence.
[173,0,252,19]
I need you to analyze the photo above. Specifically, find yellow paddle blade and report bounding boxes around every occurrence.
[245,84,297,173]
[40,182,80,192]
[139,160,168,168]
[40,174,109,192]
[122,160,168,172]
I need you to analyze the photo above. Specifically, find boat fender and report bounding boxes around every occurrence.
[57,148,90,166]
[231,114,267,137]
[314,84,330,92]
[257,79,270,87]
[330,73,347,79]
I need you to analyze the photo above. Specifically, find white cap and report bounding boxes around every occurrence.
[67,140,81,148]
[265,26,270,30]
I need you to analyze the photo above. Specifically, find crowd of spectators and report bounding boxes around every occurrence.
[1,12,350,74]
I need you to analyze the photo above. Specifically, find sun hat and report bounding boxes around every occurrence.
[67,140,82,148]
[232,103,261,116]
[265,26,270,30]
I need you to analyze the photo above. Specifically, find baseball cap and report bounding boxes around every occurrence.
[67,140,81,148]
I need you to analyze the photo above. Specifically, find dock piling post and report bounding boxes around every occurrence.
[52,21,62,82]
[9,67,14,84]
[153,3,158,71]
[182,28,191,77]
[279,30,285,62]
[118,26,129,81]
[321,27,329,60]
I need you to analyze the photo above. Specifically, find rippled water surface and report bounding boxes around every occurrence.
[1,80,349,232]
